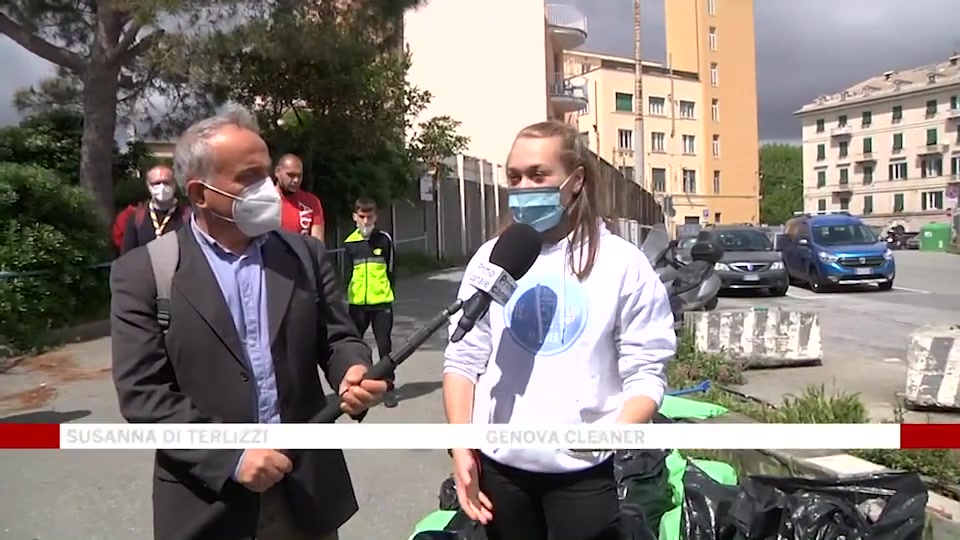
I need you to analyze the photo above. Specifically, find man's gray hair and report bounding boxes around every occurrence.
[173,105,260,190]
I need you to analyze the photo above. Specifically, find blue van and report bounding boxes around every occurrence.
[780,212,895,293]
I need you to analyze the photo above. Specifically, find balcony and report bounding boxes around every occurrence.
[830,126,852,138]
[854,151,875,163]
[946,106,960,120]
[832,182,852,195]
[549,74,588,114]
[546,4,588,50]
[917,143,949,156]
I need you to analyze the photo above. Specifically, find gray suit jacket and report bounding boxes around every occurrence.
[110,226,372,540]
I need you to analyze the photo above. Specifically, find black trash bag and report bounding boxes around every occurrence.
[681,462,739,540]
[730,472,928,540]
[620,502,659,540]
[615,449,674,534]
[439,475,460,511]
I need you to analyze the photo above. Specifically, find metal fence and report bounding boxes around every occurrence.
[1,152,664,279]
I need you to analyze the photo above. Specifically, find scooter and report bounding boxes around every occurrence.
[638,225,722,324]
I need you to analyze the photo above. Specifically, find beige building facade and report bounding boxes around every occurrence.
[796,55,960,232]
[403,0,589,166]
[563,0,760,227]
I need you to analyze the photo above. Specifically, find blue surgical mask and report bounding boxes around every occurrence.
[507,176,575,233]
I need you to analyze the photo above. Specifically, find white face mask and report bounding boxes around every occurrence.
[149,183,175,203]
[358,224,374,237]
[203,177,282,238]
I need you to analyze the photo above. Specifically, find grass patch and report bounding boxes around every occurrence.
[670,328,960,497]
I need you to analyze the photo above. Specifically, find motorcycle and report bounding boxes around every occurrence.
[638,225,723,324]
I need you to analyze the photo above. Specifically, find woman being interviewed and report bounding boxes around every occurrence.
[442,120,676,540]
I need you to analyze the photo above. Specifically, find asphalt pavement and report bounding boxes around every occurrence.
[0,252,957,538]
[717,250,960,422]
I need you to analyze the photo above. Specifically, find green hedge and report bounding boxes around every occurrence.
[0,163,112,355]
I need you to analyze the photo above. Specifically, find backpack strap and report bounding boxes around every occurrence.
[145,231,180,333]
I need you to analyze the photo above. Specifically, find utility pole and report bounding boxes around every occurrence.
[632,0,645,190]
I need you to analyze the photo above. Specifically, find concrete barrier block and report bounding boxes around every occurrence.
[904,326,960,411]
[684,309,822,368]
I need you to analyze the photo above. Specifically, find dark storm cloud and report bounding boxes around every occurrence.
[570,0,960,143]
[3,0,960,140]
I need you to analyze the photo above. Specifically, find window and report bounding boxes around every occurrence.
[863,195,873,215]
[892,105,903,122]
[862,137,873,154]
[839,168,849,185]
[926,128,938,145]
[617,129,633,150]
[708,27,717,51]
[817,199,827,212]
[710,63,718,86]
[893,193,904,212]
[926,99,938,116]
[682,135,696,154]
[618,166,635,182]
[711,99,720,122]
[815,119,825,133]
[863,165,874,185]
[956,124,960,143]
[649,96,665,115]
[951,95,959,111]
[651,168,666,192]
[893,133,903,151]
[888,161,907,180]
[712,170,721,193]
[682,169,697,193]
[839,197,850,211]
[615,92,633,112]
[707,0,716,16]
[651,132,666,153]
[579,132,589,147]
[952,156,960,177]
[862,111,872,126]
[922,191,944,210]
[838,115,848,127]
[816,144,825,160]
[679,100,696,118]
[816,170,826,187]
[838,141,848,159]
[921,157,942,178]
[712,135,720,157]
[714,212,721,223]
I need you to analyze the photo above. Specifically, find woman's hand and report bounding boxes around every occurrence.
[451,448,494,524]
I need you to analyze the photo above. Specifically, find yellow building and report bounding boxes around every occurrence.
[795,55,960,232]
[565,0,760,227]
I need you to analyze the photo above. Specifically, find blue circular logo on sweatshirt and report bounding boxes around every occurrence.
[503,275,588,356]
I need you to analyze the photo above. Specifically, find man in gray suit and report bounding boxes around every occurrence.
[110,106,387,540]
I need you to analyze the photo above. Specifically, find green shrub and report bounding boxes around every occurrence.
[0,163,112,355]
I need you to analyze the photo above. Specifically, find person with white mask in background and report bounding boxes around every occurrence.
[442,120,677,540]
[120,165,191,254]
[110,106,387,540]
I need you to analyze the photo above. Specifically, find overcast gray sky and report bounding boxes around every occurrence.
[2,0,960,142]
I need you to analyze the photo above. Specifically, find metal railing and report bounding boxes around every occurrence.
[545,4,587,33]
[549,73,588,100]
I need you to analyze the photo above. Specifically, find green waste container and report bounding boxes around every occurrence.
[919,222,953,251]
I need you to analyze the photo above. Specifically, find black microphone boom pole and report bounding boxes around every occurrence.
[310,298,463,424]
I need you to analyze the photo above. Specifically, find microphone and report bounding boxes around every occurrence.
[450,223,541,343]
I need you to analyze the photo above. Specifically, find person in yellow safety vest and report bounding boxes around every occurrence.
[343,197,398,408]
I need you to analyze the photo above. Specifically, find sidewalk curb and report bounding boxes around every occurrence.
[691,411,960,536]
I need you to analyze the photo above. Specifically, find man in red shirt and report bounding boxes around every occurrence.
[276,153,325,241]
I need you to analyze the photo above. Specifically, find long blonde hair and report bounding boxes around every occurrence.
[502,120,612,281]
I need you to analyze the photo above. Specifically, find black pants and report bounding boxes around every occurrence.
[348,304,394,384]
[478,453,621,540]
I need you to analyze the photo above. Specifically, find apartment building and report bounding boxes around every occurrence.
[563,0,760,227]
[403,0,589,166]
[795,55,960,232]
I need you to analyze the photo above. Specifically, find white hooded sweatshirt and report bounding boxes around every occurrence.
[443,222,676,474]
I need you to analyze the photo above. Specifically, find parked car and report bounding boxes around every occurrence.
[780,212,895,293]
[697,225,789,296]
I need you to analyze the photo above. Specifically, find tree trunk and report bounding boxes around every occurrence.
[80,60,121,222]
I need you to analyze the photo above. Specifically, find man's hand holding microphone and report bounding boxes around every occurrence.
[236,363,386,493]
